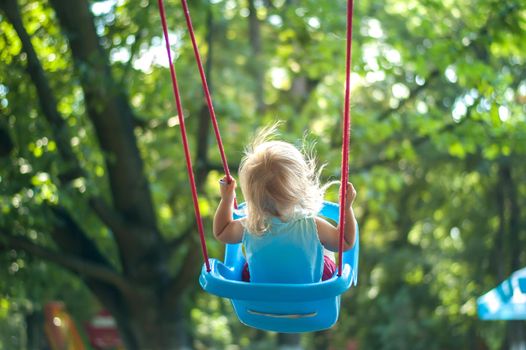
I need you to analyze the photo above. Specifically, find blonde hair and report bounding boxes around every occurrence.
[239,124,328,235]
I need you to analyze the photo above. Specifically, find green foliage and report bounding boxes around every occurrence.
[1,0,525,348]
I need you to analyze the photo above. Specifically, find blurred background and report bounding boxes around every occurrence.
[0,0,525,349]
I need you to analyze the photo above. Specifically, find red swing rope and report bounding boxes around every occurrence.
[157,0,210,272]
[180,0,234,186]
[338,0,355,276]
[158,0,355,276]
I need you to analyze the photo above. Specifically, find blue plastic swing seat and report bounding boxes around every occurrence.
[199,201,359,333]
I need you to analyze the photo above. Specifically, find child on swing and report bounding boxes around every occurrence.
[213,126,357,283]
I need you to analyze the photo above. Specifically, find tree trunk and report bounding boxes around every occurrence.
[506,321,526,350]
[499,161,526,350]
[126,305,184,350]
[26,310,49,350]
[312,330,332,350]
[0,0,206,348]
[0,125,14,157]
[277,333,303,350]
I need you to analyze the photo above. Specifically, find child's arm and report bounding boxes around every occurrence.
[213,177,243,244]
[315,182,357,252]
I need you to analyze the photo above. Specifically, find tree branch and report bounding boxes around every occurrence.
[89,197,128,235]
[0,226,139,341]
[377,69,440,123]
[163,238,202,307]
[167,224,194,251]
[46,204,114,265]
[0,231,132,294]
[118,5,152,88]
[47,204,153,283]
[263,0,276,9]
[0,0,83,181]
[0,124,14,157]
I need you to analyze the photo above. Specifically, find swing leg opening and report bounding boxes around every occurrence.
[247,309,317,319]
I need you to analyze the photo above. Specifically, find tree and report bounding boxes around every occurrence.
[0,0,210,348]
[1,0,524,349]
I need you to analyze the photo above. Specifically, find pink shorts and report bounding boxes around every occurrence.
[242,255,337,282]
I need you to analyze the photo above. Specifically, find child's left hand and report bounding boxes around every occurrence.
[342,182,356,209]
[219,176,236,201]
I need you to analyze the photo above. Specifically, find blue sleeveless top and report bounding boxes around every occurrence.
[242,214,324,284]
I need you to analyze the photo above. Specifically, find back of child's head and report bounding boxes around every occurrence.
[239,124,325,235]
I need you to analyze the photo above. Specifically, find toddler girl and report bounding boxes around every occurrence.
[213,128,357,283]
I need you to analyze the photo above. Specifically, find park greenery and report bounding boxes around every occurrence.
[0,0,525,348]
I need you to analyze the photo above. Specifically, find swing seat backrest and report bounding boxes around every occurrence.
[199,201,359,333]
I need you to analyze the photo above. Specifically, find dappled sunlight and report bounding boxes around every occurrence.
[0,0,524,348]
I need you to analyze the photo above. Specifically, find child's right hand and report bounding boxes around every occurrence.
[219,176,236,201]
